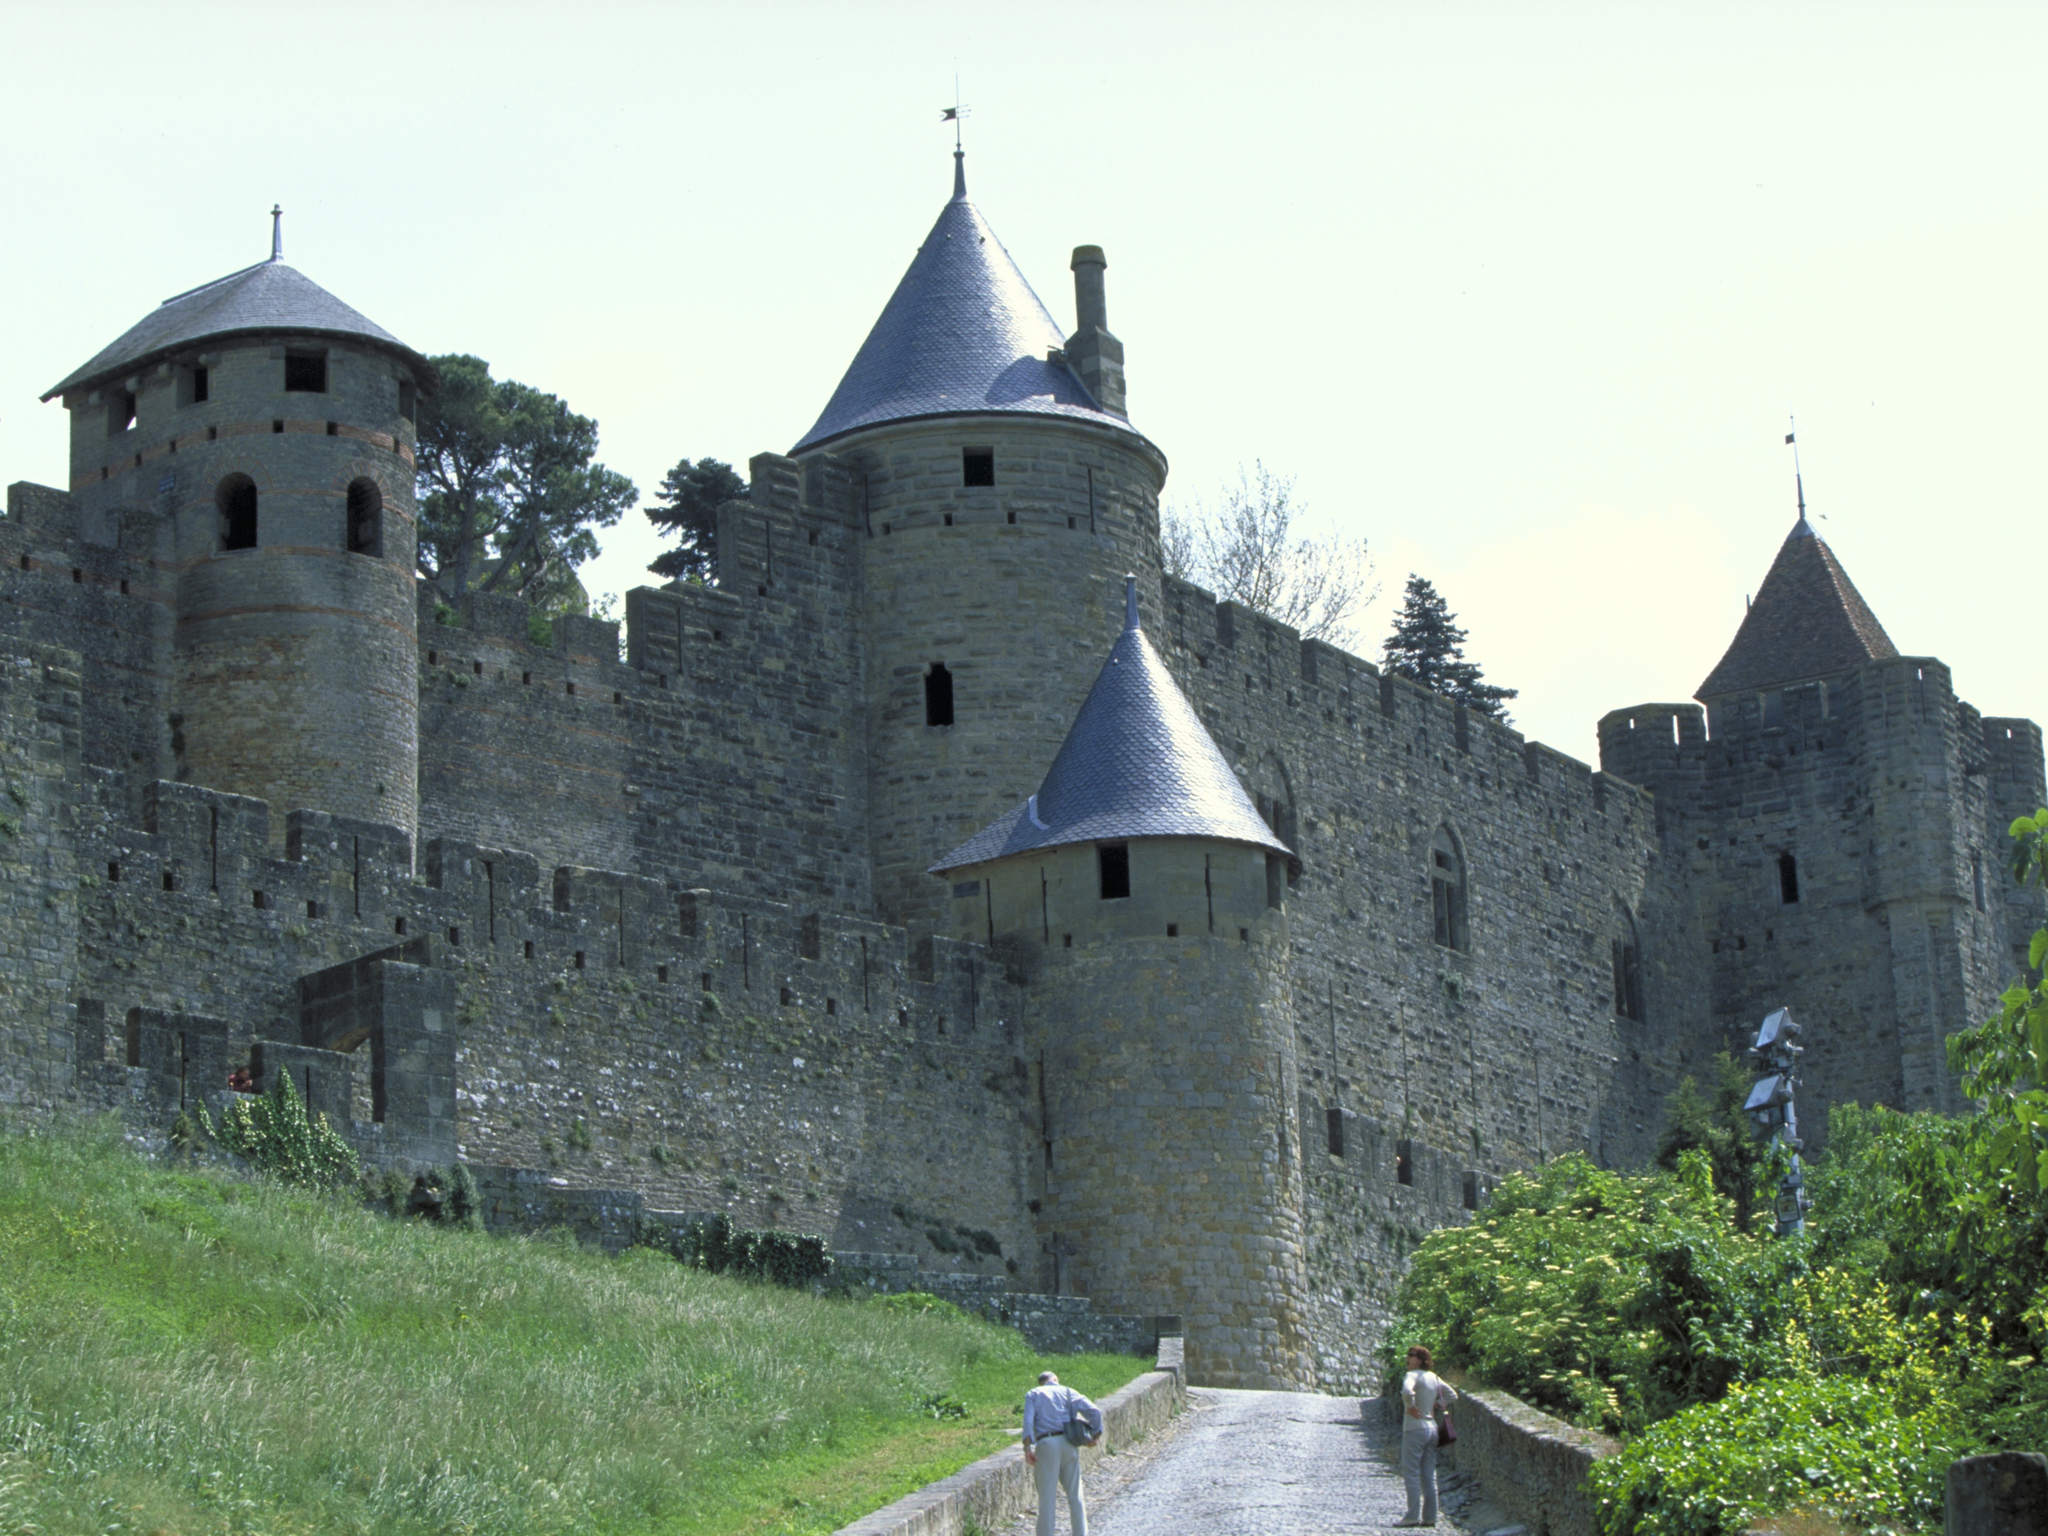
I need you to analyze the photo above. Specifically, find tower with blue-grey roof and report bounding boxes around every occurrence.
[931,576,1313,1388]
[43,214,431,849]
[794,150,1170,928]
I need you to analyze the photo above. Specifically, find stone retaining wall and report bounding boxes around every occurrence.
[1448,1387,1619,1536]
[833,1338,1186,1536]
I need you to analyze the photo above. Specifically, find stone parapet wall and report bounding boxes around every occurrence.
[833,1340,1185,1536]
[1447,1387,1619,1536]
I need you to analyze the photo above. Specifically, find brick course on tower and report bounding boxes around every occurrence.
[1,167,2040,1391]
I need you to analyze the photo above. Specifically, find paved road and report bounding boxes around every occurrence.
[995,1388,1505,1536]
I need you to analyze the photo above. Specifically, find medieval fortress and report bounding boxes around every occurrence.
[1,154,2041,1391]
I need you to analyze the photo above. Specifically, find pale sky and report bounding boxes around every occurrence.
[2,1,2042,766]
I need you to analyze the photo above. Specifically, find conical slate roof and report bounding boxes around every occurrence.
[931,583,1290,872]
[793,155,1148,453]
[1696,517,1899,699]
[45,258,428,400]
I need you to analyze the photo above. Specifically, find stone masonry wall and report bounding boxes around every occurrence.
[35,710,1043,1283]
[1602,661,2048,1140]
[422,453,870,909]
[0,644,81,1109]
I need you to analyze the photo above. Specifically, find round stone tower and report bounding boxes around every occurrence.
[933,582,1315,1388]
[45,216,431,849]
[792,152,1168,929]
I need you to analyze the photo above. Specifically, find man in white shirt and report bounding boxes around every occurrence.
[1021,1371,1103,1536]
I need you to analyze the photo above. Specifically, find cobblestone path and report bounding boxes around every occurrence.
[994,1388,1503,1536]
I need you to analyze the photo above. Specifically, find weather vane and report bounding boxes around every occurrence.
[1785,415,1819,522]
[941,74,969,152]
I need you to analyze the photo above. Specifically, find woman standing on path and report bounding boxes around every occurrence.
[1022,1370,1103,1536]
[1397,1345,1456,1527]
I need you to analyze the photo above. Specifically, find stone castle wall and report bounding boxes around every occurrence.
[420,453,871,909]
[1150,574,1694,1388]
[5,418,2045,1390]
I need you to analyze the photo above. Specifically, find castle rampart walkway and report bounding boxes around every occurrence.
[994,1389,1489,1536]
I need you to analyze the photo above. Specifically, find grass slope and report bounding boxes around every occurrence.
[0,1118,1147,1536]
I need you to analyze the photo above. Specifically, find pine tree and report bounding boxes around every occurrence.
[1380,574,1517,721]
[645,457,748,582]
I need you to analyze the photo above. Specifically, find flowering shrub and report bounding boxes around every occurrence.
[1586,1376,1967,1536]
[197,1071,359,1189]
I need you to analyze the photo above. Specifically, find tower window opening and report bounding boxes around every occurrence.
[924,662,954,727]
[178,365,209,406]
[1612,908,1645,1021]
[398,380,417,422]
[1973,851,1986,912]
[1430,827,1469,950]
[1777,851,1800,905]
[962,447,994,486]
[1396,1138,1414,1186]
[346,478,383,557]
[1266,854,1284,910]
[284,350,327,393]
[107,390,137,436]
[1327,1107,1345,1157]
[1098,843,1130,900]
[216,474,258,551]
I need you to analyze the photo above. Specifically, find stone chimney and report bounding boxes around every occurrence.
[1064,245,1126,417]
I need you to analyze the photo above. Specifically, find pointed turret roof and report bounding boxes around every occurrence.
[44,258,429,400]
[1696,517,1899,699]
[793,154,1150,453]
[932,581,1289,872]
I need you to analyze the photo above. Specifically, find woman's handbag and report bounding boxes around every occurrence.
[1434,1406,1458,1446]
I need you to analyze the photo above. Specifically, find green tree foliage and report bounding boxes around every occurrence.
[1380,573,1517,720]
[414,354,637,608]
[197,1072,358,1189]
[1386,1152,1809,1433]
[1949,808,2048,1203]
[1161,462,1376,645]
[1656,1052,1769,1232]
[645,456,747,582]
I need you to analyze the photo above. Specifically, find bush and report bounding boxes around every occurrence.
[198,1072,358,1189]
[636,1211,834,1289]
[1386,1151,1810,1432]
[1587,1376,1968,1536]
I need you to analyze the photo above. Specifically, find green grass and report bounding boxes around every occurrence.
[0,1117,1148,1535]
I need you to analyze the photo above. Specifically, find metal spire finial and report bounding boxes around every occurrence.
[270,204,283,262]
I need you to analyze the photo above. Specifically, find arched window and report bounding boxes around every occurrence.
[1430,826,1468,951]
[216,474,257,551]
[1612,906,1645,1021]
[346,478,382,557]
[924,662,954,727]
